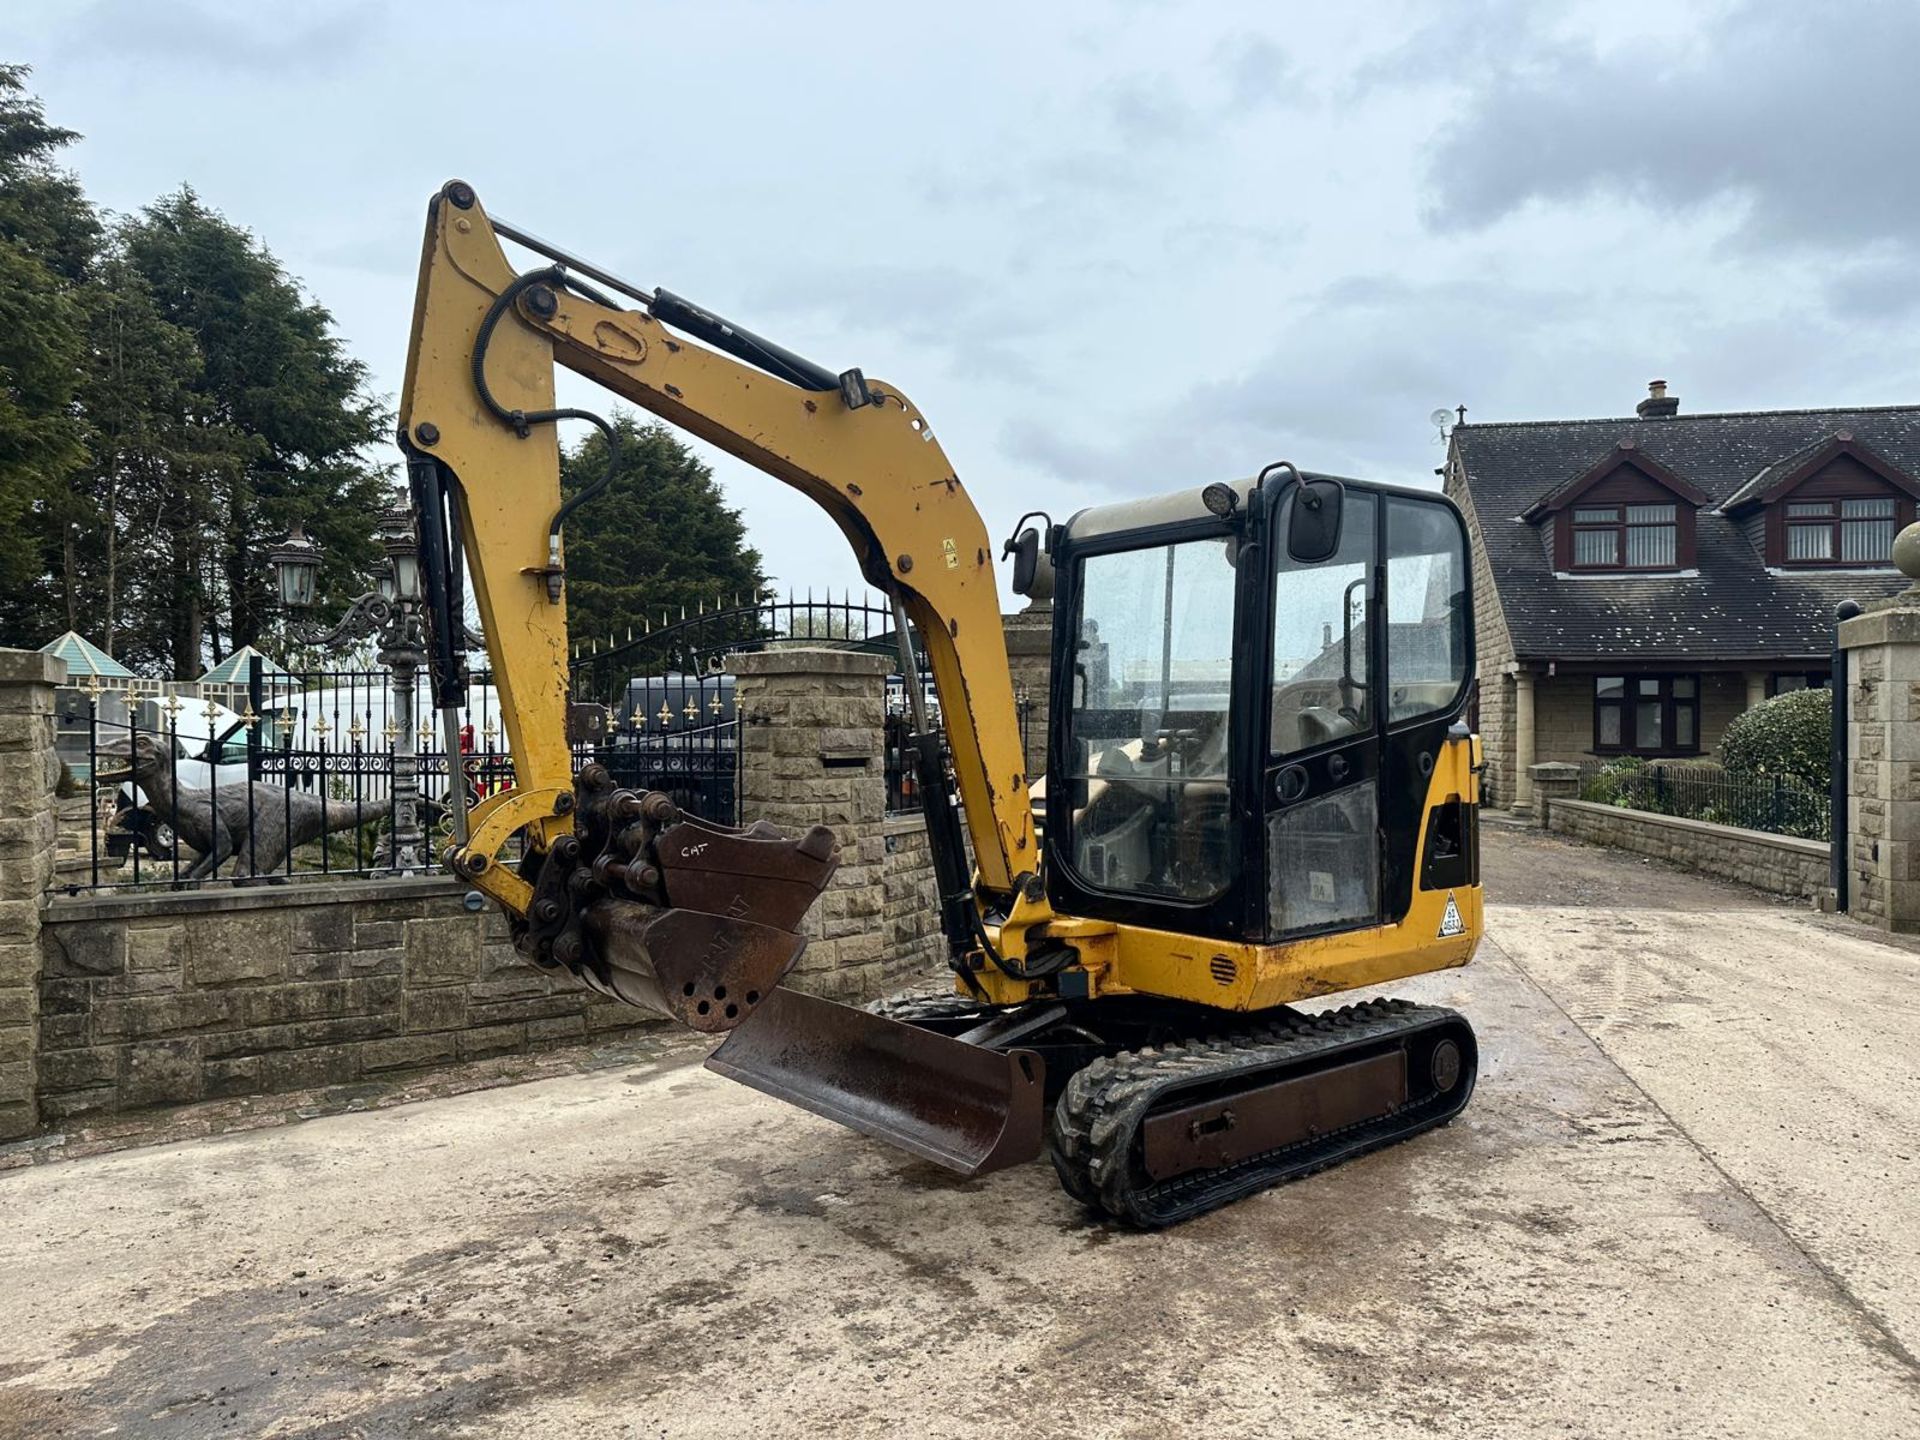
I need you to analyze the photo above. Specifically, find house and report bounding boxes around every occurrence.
[1445,383,1920,810]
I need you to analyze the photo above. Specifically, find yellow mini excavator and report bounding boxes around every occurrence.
[400,181,1484,1226]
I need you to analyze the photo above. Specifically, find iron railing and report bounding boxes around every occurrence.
[1576,759,1831,843]
[567,592,937,819]
[55,662,535,895]
[52,592,965,894]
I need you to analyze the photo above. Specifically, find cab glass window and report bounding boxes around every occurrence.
[1271,492,1376,755]
[1385,496,1469,726]
[1067,537,1236,901]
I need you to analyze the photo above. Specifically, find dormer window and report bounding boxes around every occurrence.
[1718,432,1919,569]
[1782,496,1896,565]
[1525,441,1704,574]
[1571,503,1678,569]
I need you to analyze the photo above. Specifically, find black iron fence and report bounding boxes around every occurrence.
[567,592,936,819]
[54,661,537,894]
[52,592,971,894]
[1577,758,1831,843]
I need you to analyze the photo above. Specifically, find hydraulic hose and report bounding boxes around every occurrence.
[470,264,622,586]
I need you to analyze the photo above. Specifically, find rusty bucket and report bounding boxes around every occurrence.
[706,987,1047,1176]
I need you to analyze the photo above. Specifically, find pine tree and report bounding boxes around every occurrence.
[0,65,96,642]
[559,413,765,644]
[119,190,393,672]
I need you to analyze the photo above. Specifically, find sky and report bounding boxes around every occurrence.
[5,0,1916,614]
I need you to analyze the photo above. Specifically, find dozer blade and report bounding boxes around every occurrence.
[706,986,1047,1177]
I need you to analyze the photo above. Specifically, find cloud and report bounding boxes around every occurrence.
[999,273,1619,497]
[1212,33,1294,110]
[1419,3,1920,262]
[57,0,380,73]
[741,262,1057,386]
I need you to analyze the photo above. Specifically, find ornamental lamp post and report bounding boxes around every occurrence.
[269,522,321,611]
[273,509,432,876]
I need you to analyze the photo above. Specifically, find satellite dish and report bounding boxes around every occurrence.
[1428,408,1452,429]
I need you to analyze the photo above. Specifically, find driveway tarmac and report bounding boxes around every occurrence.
[2,826,1917,1438]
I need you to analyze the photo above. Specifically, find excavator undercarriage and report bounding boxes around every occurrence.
[399,179,1486,1227]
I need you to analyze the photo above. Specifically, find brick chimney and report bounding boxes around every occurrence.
[1636,379,1679,419]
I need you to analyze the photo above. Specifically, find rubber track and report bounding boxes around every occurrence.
[1051,998,1473,1228]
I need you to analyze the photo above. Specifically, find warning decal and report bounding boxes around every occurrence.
[1437,891,1466,939]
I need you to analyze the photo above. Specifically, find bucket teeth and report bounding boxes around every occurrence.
[519,783,842,1034]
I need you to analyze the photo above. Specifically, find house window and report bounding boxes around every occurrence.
[1782,497,1896,565]
[1570,504,1678,570]
[1594,674,1698,754]
[1768,671,1831,697]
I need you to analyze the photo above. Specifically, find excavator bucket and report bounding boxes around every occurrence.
[707,986,1048,1176]
[521,770,846,1034]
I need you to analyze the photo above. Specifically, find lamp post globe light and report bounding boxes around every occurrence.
[270,509,431,875]
[269,522,321,610]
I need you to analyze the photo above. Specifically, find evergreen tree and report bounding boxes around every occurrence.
[74,255,244,666]
[119,190,393,672]
[0,65,95,638]
[559,413,764,644]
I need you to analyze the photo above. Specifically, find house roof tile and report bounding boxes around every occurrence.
[1454,405,1920,662]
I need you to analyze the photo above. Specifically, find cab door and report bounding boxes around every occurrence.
[1261,488,1383,941]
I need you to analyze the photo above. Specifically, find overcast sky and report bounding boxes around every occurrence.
[5,0,1915,613]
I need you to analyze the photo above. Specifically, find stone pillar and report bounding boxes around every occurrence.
[0,650,64,1139]
[1001,600,1052,786]
[1838,569,1920,930]
[1528,761,1582,829]
[732,648,894,1002]
[1745,671,1769,710]
[1512,669,1537,813]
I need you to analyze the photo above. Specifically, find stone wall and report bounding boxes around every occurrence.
[1526,671,1752,772]
[4,633,1012,1134]
[36,878,655,1124]
[1837,602,1918,931]
[0,651,62,1139]
[1001,601,1053,786]
[733,647,933,1004]
[883,817,944,980]
[1548,798,1830,900]
[1446,456,1520,806]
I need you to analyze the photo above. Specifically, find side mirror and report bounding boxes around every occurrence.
[1005,525,1055,601]
[1287,479,1345,564]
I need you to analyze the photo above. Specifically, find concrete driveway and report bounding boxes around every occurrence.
[3,826,1917,1438]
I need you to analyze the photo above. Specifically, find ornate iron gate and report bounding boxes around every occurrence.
[568,593,925,824]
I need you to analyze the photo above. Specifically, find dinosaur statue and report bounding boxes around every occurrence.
[96,733,390,879]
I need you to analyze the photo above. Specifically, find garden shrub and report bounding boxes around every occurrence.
[1718,686,1832,786]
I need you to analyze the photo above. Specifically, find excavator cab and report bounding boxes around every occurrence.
[1046,467,1476,949]
[399,181,1483,1225]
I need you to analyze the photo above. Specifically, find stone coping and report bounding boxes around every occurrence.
[730,647,892,677]
[0,649,66,685]
[1551,799,1829,858]
[45,873,469,923]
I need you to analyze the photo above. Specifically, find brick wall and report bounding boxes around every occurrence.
[35,878,654,1124]
[1548,799,1829,899]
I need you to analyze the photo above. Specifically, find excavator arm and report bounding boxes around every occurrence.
[399,180,1041,1027]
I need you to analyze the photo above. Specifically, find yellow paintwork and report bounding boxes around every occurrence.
[976,734,1483,1009]
[397,182,1485,1013]
[399,188,1034,900]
